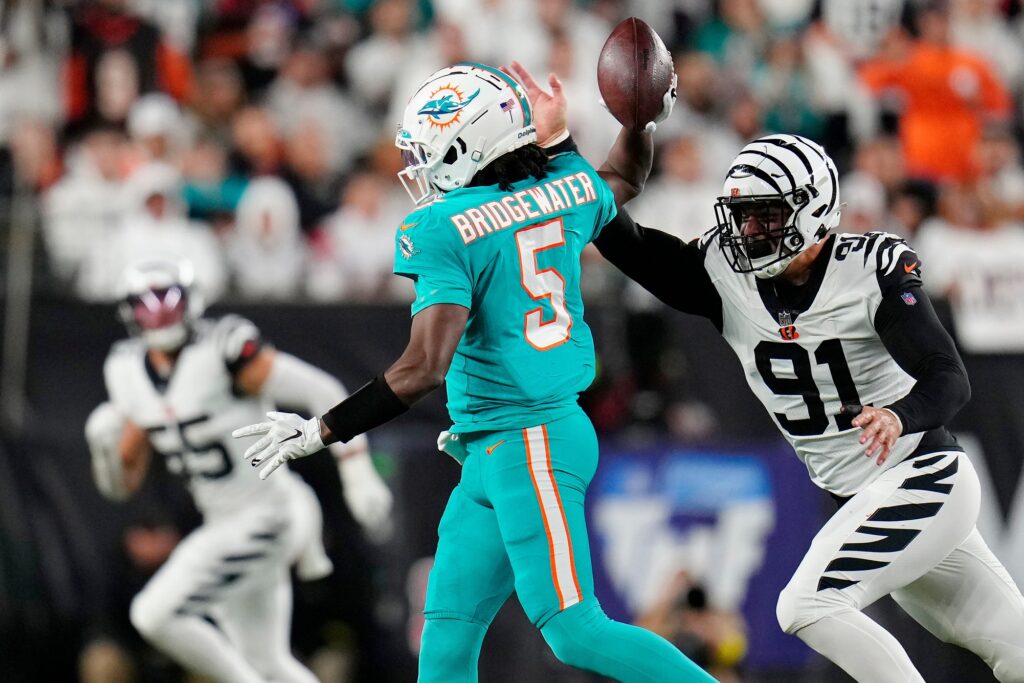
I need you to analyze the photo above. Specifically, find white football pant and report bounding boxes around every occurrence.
[777,451,1024,682]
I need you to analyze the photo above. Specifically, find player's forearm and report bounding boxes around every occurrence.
[598,128,654,207]
[594,210,724,325]
[884,355,971,434]
[119,423,152,495]
[875,288,971,434]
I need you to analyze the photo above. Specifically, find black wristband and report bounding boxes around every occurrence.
[322,374,408,443]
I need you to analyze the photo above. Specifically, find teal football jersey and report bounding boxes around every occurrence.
[393,150,617,433]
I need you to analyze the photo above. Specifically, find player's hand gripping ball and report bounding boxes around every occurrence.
[598,17,677,133]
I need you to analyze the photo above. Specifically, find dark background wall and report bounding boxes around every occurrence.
[2,298,1021,682]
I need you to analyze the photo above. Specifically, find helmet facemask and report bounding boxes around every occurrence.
[717,188,811,277]
[716,134,842,279]
[117,260,201,352]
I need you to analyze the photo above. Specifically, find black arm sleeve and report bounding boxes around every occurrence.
[874,286,971,434]
[593,209,724,329]
[322,374,409,443]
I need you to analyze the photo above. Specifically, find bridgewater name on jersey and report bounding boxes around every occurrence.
[393,149,617,434]
[701,230,957,496]
[104,314,302,516]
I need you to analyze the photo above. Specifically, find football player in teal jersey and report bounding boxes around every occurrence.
[233,62,714,683]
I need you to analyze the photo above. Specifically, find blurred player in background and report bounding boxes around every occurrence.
[232,62,714,682]
[527,71,1024,680]
[85,259,393,683]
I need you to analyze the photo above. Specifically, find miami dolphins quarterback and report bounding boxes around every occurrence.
[233,62,713,682]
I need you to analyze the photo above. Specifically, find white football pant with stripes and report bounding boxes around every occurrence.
[777,451,1024,682]
[129,477,329,683]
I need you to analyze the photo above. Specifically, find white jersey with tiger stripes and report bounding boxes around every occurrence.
[702,230,925,496]
[104,315,301,517]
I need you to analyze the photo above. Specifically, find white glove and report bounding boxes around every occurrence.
[437,430,468,465]
[339,454,394,543]
[644,72,677,133]
[85,402,130,501]
[232,411,325,479]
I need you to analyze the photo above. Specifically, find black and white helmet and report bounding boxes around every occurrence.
[117,259,203,351]
[716,134,841,279]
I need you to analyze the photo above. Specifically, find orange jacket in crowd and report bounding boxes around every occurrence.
[859,42,1011,182]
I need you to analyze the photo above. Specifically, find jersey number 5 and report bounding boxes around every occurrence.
[516,219,573,350]
[754,339,863,436]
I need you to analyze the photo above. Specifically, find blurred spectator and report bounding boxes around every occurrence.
[803,0,897,159]
[859,0,1012,181]
[187,58,247,146]
[281,123,343,232]
[837,170,887,233]
[971,123,1024,222]
[548,24,620,161]
[661,52,742,181]
[850,134,907,194]
[309,169,410,302]
[230,105,284,176]
[180,135,248,227]
[63,0,193,132]
[225,176,306,300]
[130,0,200,54]
[889,178,939,237]
[42,126,130,282]
[125,92,189,167]
[346,0,420,111]
[7,120,62,195]
[76,162,226,302]
[950,0,1024,94]
[635,574,747,683]
[693,0,769,83]
[386,18,471,131]
[751,33,824,141]
[630,135,720,240]
[432,0,534,68]
[265,36,372,176]
[915,181,1024,352]
[0,0,64,143]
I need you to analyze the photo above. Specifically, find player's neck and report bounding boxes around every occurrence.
[147,348,181,375]
[777,240,827,286]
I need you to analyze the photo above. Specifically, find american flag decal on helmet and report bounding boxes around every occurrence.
[499,98,515,112]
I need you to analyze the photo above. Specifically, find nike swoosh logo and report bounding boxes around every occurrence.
[904,261,918,273]
[485,439,506,456]
[280,428,302,444]
[399,221,418,231]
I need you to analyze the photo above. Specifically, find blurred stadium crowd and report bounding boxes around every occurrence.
[0,0,1020,318]
[4,0,1024,681]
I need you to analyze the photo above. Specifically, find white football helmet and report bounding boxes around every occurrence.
[716,134,842,279]
[117,259,203,351]
[395,62,536,205]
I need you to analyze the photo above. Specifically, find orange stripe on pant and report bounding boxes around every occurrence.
[524,425,582,610]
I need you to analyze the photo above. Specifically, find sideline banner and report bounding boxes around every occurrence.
[587,440,825,668]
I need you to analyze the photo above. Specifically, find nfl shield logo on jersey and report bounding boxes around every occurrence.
[901,291,917,306]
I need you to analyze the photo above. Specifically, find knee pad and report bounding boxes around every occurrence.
[776,580,852,635]
[991,649,1024,683]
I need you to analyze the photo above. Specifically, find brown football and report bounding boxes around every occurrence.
[597,17,674,131]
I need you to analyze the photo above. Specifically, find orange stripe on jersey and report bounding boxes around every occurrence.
[524,425,582,610]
